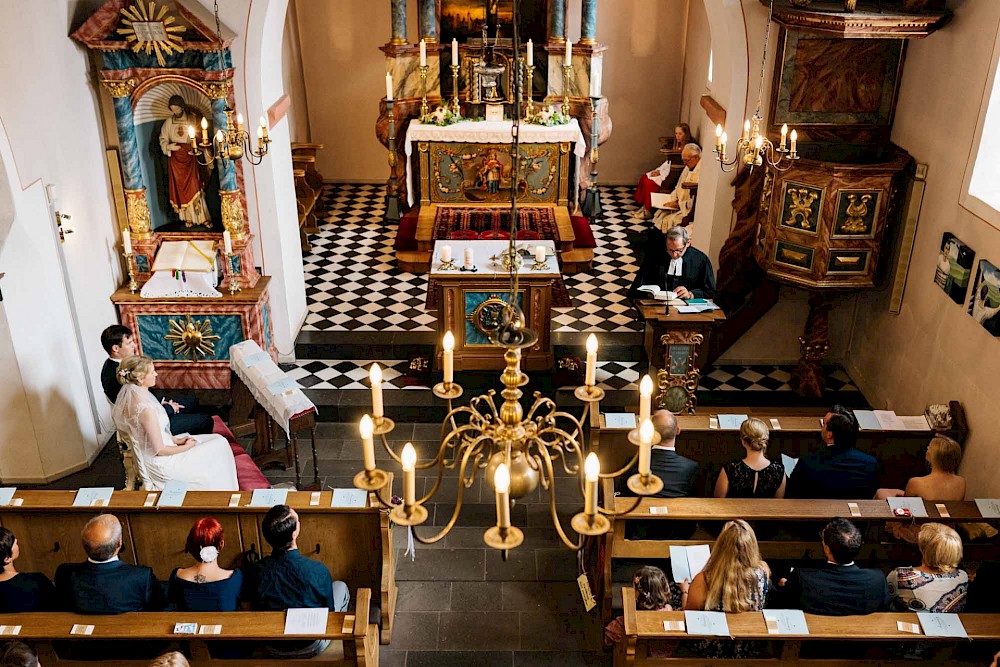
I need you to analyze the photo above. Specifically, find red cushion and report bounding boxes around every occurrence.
[448,229,479,240]
[570,216,597,248]
[393,211,419,251]
[212,416,271,490]
[478,229,510,240]
[514,230,540,240]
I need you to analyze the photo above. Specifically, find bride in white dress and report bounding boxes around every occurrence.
[112,356,238,491]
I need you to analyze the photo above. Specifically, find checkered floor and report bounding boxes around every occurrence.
[699,365,860,393]
[301,183,645,333]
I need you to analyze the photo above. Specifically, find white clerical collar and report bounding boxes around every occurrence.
[88,555,120,564]
[828,560,855,567]
[667,257,683,276]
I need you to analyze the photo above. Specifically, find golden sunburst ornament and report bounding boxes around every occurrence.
[165,316,220,361]
[118,1,185,67]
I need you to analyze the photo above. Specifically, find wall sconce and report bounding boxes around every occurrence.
[45,184,74,244]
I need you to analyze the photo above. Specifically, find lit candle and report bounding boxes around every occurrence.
[527,39,534,67]
[585,334,598,387]
[259,116,269,139]
[742,119,750,141]
[200,117,208,143]
[441,244,452,263]
[463,247,474,269]
[442,331,454,384]
[257,126,264,140]
[584,453,599,517]
[535,245,546,264]
[122,229,132,255]
[639,375,653,423]
[780,123,788,151]
[370,363,384,418]
[494,463,510,529]
[715,124,723,152]
[385,73,393,101]
[420,39,427,67]
[402,443,416,508]
[720,132,727,160]
[237,112,244,133]
[638,418,654,478]
[565,40,572,66]
[360,414,375,471]
[215,129,224,146]
[223,230,233,255]
[790,129,798,157]
[452,38,459,63]
[187,125,197,148]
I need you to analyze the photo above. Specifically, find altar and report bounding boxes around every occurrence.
[431,239,558,372]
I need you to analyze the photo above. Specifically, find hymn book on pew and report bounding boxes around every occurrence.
[157,481,188,508]
[0,488,15,506]
[683,610,730,636]
[763,610,809,635]
[250,489,289,507]
[853,410,928,431]
[331,488,367,508]
[284,608,329,635]
[72,487,114,507]
[781,454,798,477]
[887,496,928,517]
[975,499,1000,518]
[669,544,710,583]
[917,612,968,638]
[603,413,637,430]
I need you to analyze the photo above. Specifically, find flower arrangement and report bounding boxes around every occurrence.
[421,106,463,126]
[527,105,571,126]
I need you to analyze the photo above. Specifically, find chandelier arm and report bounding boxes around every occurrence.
[416,418,482,470]
[599,494,643,518]
[418,431,491,503]
[524,395,556,421]
[536,445,584,551]
[410,439,480,545]
[370,485,396,510]
[376,432,404,465]
[537,425,584,475]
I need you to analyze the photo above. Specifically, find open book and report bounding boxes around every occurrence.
[636,285,677,301]
[649,192,678,210]
[152,240,216,273]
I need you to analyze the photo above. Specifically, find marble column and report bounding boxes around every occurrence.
[580,0,598,44]
[548,0,566,42]
[390,0,407,45]
[418,0,437,42]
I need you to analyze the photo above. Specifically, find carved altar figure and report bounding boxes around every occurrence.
[159,95,211,227]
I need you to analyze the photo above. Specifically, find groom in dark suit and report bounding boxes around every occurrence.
[628,225,716,301]
[54,514,162,614]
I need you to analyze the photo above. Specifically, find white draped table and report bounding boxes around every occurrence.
[403,118,587,207]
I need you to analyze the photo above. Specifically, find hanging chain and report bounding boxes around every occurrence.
[754,0,776,118]
[507,0,522,307]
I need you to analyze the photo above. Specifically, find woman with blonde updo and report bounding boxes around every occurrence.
[713,418,786,498]
[887,522,968,612]
[112,356,238,491]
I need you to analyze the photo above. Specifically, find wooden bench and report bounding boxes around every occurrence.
[295,168,319,252]
[615,587,1000,666]
[597,483,999,623]
[0,489,397,644]
[0,589,376,666]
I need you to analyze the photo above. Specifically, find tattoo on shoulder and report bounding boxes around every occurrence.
[193,574,207,584]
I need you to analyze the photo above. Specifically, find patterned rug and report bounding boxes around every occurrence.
[432,206,561,242]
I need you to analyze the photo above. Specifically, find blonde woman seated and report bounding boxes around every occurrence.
[713,418,786,498]
[887,522,968,612]
[112,356,238,491]
[679,520,769,659]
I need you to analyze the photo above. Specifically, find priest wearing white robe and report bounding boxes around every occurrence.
[651,144,701,232]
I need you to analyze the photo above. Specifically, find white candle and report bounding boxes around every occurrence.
[715,124,723,152]
[780,123,788,151]
[720,132,728,160]
[639,375,653,423]
[441,244,452,263]
[442,331,454,384]
[236,112,244,133]
[187,125,196,148]
[370,363,384,418]
[259,116,269,139]
[494,463,511,529]
[535,245,546,264]
[402,443,416,507]
[360,414,375,471]
[565,40,572,66]
[452,38,458,63]
[742,120,750,141]
[790,129,798,156]
[215,129,224,146]
[122,229,132,255]
[463,247,474,269]
[585,334,598,387]
[200,117,208,143]
[420,39,427,67]
[385,73,393,101]
[223,230,233,255]
[584,453,599,517]
[527,39,534,67]
[638,418,654,477]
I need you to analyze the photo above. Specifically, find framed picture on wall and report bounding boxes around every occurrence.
[934,232,976,305]
[967,258,1000,337]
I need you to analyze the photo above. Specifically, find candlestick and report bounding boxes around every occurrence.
[385,72,393,101]
[370,363,384,418]
[450,64,461,117]
[384,99,401,224]
[494,463,511,529]
[584,453,599,517]
[562,64,572,116]
[123,249,138,294]
[419,65,430,120]
[442,330,454,384]
[584,334,598,387]
[524,64,535,120]
[419,39,427,67]
[639,374,653,423]
[638,418,653,478]
[360,414,375,471]
[402,442,416,509]
[223,230,233,255]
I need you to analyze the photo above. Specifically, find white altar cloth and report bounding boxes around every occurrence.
[404,119,586,207]
[429,240,560,278]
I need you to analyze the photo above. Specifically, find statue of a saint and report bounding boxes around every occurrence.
[159,95,211,227]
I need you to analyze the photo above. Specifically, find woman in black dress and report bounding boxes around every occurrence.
[713,418,786,498]
[0,528,56,612]
[167,518,243,612]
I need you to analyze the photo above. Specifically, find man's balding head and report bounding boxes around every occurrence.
[82,514,122,562]
[651,410,679,444]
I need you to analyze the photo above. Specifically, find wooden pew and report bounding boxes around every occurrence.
[295,168,319,252]
[616,587,1000,666]
[0,588,376,666]
[0,489,397,644]
[597,482,999,624]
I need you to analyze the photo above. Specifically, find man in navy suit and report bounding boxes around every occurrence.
[54,514,162,614]
[786,405,879,499]
[776,518,889,615]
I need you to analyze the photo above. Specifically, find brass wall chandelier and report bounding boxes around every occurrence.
[351,0,663,554]
[715,0,798,173]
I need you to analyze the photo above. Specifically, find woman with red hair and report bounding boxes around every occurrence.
[167,518,242,611]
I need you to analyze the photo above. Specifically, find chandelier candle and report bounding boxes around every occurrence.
[360,415,375,471]
[187,125,196,149]
[584,453,599,517]
[401,443,416,508]
[584,334,598,387]
[790,130,798,159]
[369,363,384,418]
[494,463,511,529]
[200,117,208,144]
[639,375,653,423]
[236,112,244,133]
[442,331,454,384]
[638,418,654,478]
[780,123,788,151]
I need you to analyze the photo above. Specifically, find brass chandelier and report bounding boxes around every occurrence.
[351,0,663,553]
[715,0,798,173]
[188,0,271,167]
